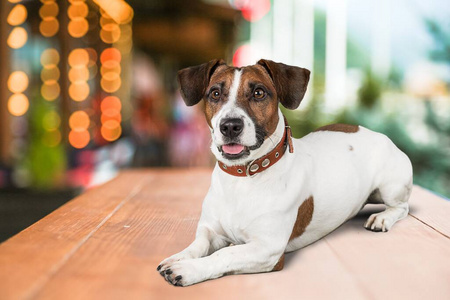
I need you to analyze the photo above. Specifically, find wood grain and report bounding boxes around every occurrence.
[0,169,449,300]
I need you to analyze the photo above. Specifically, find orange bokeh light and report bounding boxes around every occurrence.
[101,96,122,113]
[8,71,28,93]
[100,77,121,93]
[101,120,122,141]
[102,71,120,81]
[40,18,59,37]
[94,0,133,24]
[69,130,90,149]
[69,111,90,131]
[41,48,60,67]
[68,2,88,19]
[41,81,60,101]
[101,59,120,70]
[100,28,121,44]
[41,66,60,83]
[7,27,27,49]
[39,2,59,18]
[8,94,29,116]
[101,64,121,76]
[69,81,90,101]
[68,66,89,82]
[68,17,89,38]
[68,48,89,67]
[101,110,121,124]
[100,48,121,64]
[7,4,27,26]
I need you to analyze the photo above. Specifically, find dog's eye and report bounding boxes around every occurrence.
[253,88,266,100]
[210,89,221,101]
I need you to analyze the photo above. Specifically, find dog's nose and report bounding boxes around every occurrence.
[220,118,244,139]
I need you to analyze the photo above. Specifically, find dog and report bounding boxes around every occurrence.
[157,59,413,286]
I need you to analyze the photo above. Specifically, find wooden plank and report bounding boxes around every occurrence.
[31,169,368,300]
[0,171,153,300]
[322,204,450,300]
[408,185,450,238]
[1,169,449,300]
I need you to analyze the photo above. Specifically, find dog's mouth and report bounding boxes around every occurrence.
[219,143,249,160]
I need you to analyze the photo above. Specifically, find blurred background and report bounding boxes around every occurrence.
[0,0,448,241]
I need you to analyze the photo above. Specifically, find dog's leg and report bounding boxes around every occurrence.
[364,181,412,232]
[161,241,285,286]
[157,226,227,273]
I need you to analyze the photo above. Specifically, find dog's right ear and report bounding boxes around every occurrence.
[177,59,225,106]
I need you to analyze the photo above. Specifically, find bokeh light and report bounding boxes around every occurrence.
[68,17,89,38]
[100,23,121,44]
[101,96,122,113]
[95,0,134,24]
[43,111,61,131]
[68,48,89,66]
[8,94,29,117]
[100,48,121,64]
[101,111,121,124]
[101,63,121,76]
[7,27,27,49]
[39,2,59,18]
[68,2,88,19]
[68,66,89,82]
[100,77,121,93]
[41,81,61,101]
[101,120,121,141]
[233,44,252,67]
[40,48,60,67]
[69,81,90,101]
[7,4,27,26]
[7,71,28,93]
[39,18,59,37]
[69,111,90,131]
[41,66,60,83]
[69,130,90,149]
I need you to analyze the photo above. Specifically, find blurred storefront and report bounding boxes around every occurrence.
[0,0,238,191]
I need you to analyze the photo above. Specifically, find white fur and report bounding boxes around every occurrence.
[159,108,413,286]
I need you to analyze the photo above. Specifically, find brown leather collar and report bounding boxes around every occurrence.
[218,116,294,177]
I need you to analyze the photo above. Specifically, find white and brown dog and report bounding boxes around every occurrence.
[157,59,413,286]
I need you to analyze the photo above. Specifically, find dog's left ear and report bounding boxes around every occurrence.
[177,59,225,106]
[257,59,310,110]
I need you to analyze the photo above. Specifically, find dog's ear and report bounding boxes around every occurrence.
[257,59,310,110]
[177,59,225,106]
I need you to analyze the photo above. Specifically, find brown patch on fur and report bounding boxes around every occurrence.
[289,197,314,241]
[272,254,285,271]
[203,66,235,128]
[315,124,359,133]
[237,65,280,137]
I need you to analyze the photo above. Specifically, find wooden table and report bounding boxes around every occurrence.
[1,169,449,300]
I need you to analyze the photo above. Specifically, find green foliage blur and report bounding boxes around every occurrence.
[25,95,66,189]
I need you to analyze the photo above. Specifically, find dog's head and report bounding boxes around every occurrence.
[177,59,310,165]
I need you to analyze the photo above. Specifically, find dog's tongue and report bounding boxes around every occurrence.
[222,144,244,155]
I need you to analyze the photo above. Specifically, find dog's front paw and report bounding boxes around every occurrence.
[158,259,205,287]
[364,212,393,232]
[157,252,192,274]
